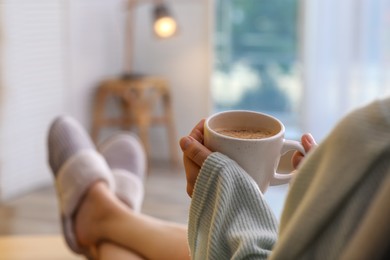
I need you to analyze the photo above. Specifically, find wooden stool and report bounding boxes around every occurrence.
[91,76,179,166]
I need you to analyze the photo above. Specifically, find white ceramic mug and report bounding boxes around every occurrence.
[204,110,305,193]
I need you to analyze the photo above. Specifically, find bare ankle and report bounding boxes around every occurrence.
[75,181,115,248]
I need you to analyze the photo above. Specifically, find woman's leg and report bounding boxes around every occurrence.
[98,243,144,260]
[48,116,189,259]
[75,181,190,260]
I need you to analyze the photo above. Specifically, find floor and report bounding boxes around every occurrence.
[0,160,190,235]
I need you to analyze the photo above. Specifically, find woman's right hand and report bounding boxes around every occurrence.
[179,119,212,197]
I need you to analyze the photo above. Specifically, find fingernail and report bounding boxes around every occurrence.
[304,133,314,144]
[180,136,193,150]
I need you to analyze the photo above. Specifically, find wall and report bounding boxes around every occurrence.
[67,0,126,123]
[68,0,212,161]
[133,0,212,160]
[0,0,211,200]
[0,0,67,200]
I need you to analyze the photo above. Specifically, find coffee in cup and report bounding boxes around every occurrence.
[204,110,305,193]
[214,128,275,139]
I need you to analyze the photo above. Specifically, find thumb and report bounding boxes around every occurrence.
[180,136,211,167]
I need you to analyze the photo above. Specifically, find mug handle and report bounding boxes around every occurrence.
[270,139,306,186]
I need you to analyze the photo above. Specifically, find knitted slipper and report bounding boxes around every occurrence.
[47,116,115,258]
[97,133,146,212]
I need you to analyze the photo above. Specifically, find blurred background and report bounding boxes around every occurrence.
[0,0,389,238]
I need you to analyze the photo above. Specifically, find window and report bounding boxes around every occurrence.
[212,0,301,139]
[211,0,390,218]
[212,0,301,218]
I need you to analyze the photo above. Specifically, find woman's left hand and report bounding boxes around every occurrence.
[291,133,317,169]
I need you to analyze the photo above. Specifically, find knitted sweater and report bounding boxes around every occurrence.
[188,98,390,260]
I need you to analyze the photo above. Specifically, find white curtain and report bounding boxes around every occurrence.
[301,0,390,140]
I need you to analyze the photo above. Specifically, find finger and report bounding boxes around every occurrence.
[291,133,317,169]
[302,133,317,153]
[189,119,206,143]
[180,136,211,167]
[183,156,198,197]
[291,151,304,169]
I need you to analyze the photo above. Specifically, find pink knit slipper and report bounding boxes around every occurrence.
[97,133,146,212]
[48,116,115,258]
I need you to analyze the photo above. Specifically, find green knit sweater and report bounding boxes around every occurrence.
[188,98,390,260]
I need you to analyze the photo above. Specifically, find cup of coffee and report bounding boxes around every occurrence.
[204,110,305,193]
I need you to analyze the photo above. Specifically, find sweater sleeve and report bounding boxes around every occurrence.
[188,152,279,260]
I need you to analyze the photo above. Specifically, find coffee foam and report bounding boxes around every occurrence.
[215,128,274,139]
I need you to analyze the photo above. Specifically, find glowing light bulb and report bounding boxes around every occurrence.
[154,17,177,38]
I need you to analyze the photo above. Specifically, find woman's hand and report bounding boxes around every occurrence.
[291,133,317,169]
[180,123,316,197]
[179,119,212,197]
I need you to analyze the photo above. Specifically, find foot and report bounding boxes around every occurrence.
[98,133,146,180]
[74,181,119,249]
[48,116,95,174]
[48,116,115,256]
[98,133,147,211]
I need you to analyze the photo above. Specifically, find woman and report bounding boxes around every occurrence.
[48,97,389,259]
